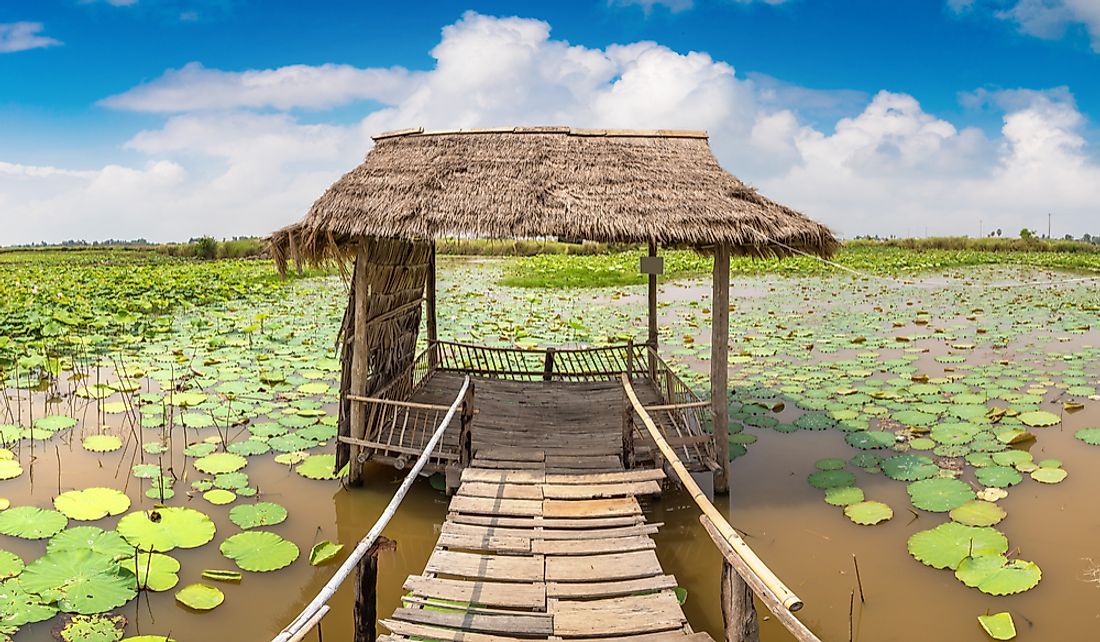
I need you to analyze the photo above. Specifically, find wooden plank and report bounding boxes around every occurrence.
[403,576,545,609]
[546,575,679,599]
[437,532,530,554]
[450,514,644,530]
[426,550,544,582]
[551,592,686,637]
[442,521,660,542]
[463,469,546,485]
[544,470,664,485]
[471,459,545,470]
[477,447,546,462]
[543,498,641,519]
[571,633,715,642]
[542,481,661,500]
[545,551,662,582]
[532,535,655,556]
[450,496,542,517]
[380,619,539,642]
[460,483,544,501]
[391,607,553,636]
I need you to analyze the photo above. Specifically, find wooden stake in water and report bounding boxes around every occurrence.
[848,590,854,642]
[852,554,865,604]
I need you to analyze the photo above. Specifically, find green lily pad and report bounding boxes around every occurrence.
[116,507,216,553]
[846,431,895,450]
[20,550,136,614]
[949,500,1006,527]
[1031,468,1068,484]
[54,488,131,521]
[907,522,1008,569]
[1073,427,1100,445]
[955,555,1042,595]
[978,612,1017,640]
[220,531,299,572]
[193,453,247,475]
[228,502,288,530]
[200,570,241,583]
[295,454,339,480]
[175,583,223,611]
[807,469,856,490]
[0,551,23,580]
[202,489,236,506]
[824,486,864,506]
[1017,411,1060,427]
[0,460,23,481]
[54,613,127,642]
[0,578,58,625]
[0,507,68,539]
[975,466,1023,488]
[48,527,134,558]
[309,540,343,566]
[34,415,77,432]
[82,435,122,453]
[907,478,976,512]
[844,501,893,525]
[119,553,180,592]
[882,454,939,481]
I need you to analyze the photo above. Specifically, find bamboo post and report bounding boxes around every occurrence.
[348,243,372,487]
[647,240,659,380]
[711,243,731,494]
[426,243,438,370]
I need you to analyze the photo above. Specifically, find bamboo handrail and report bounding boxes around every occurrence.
[434,339,645,354]
[620,374,804,613]
[346,395,451,411]
[271,375,472,642]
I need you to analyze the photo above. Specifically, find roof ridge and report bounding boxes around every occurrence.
[371,126,708,142]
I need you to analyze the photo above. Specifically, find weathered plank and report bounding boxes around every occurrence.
[545,550,663,582]
[546,575,679,599]
[437,531,530,554]
[441,521,660,542]
[543,497,641,518]
[542,481,661,500]
[391,607,553,636]
[532,535,655,556]
[544,470,665,485]
[459,482,544,501]
[462,469,546,485]
[426,550,544,582]
[403,576,546,609]
[380,619,536,642]
[450,514,643,530]
[551,592,686,637]
[449,496,543,517]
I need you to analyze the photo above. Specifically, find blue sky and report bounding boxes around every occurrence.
[1,0,1099,243]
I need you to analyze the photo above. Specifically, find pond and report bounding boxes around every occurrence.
[0,255,1096,642]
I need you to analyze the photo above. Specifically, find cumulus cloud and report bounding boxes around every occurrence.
[0,22,61,53]
[2,11,1099,244]
[951,0,1100,51]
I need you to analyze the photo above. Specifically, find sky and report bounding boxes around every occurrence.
[1,0,1099,244]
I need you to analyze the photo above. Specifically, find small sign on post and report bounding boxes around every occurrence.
[640,256,664,275]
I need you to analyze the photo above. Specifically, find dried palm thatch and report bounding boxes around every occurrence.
[269,126,837,273]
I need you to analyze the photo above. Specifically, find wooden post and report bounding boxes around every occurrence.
[543,348,556,381]
[625,338,634,381]
[353,538,395,642]
[348,242,371,487]
[647,240,659,380]
[722,559,761,642]
[622,387,635,469]
[426,243,438,370]
[711,244,731,494]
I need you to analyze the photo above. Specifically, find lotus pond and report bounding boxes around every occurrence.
[0,248,1096,642]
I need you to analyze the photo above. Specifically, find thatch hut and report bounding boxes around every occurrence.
[269,126,837,493]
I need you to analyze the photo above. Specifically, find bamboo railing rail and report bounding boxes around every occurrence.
[621,374,822,642]
[432,340,650,382]
[271,375,472,642]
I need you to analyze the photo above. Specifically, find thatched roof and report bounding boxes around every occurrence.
[269,126,837,270]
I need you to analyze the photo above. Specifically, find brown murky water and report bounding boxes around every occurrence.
[4,266,1099,642]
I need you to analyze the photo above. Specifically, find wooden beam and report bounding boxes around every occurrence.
[426,242,438,369]
[348,242,371,487]
[722,559,761,642]
[647,240,659,380]
[711,244,731,494]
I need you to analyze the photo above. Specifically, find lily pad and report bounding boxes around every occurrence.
[844,501,893,525]
[978,612,1017,640]
[1073,427,1100,445]
[175,583,223,611]
[116,507,216,552]
[0,578,58,625]
[20,550,136,614]
[1017,411,1060,427]
[48,527,134,558]
[975,466,1023,489]
[949,500,1006,527]
[807,469,856,490]
[119,553,180,592]
[193,453,247,475]
[0,551,23,580]
[220,531,299,572]
[846,431,895,450]
[907,522,1008,569]
[0,507,68,539]
[1030,468,1068,484]
[824,486,864,506]
[228,502,288,530]
[295,454,339,480]
[53,613,127,642]
[54,488,131,521]
[309,540,343,566]
[907,478,976,512]
[202,489,236,506]
[881,454,939,481]
[955,555,1041,595]
[82,436,122,453]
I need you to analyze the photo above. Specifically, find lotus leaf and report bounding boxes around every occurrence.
[309,540,343,566]
[220,531,299,572]
[824,486,864,506]
[200,570,241,583]
[975,466,1023,488]
[54,488,131,521]
[193,453,247,474]
[1073,427,1100,445]
[844,501,892,525]
[0,578,58,625]
[846,431,895,450]
[907,522,1008,569]
[54,613,127,642]
[1030,468,1067,484]
[881,454,939,481]
[0,507,68,539]
[175,583,223,611]
[203,489,236,505]
[20,550,136,614]
[48,527,134,558]
[119,553,180,592]
[991,450,1032,467]
[82,436,122,453]
[955,555,1041,595]
[907,478,976,512]
[930,423,979,446]
[0,461,22,481]
[296,454,339,480]
[807,469,855,490]
[949,500,1006,527]
[34,416,77,432]
[228,502,288,529]
[0,552,22,580]
[116,507,216,552]
[1017,411,1059,427]
[978,612,1017,640]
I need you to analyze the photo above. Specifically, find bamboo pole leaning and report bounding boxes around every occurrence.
[271,375,472,642]
[620,374,804,613]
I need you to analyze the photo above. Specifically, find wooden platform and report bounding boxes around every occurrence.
[379,453,711,642]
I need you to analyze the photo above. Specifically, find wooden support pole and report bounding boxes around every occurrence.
[622,387,635,470]
[426,243,438,370]
[711,244,731,494]
[722,557,762,642]
[347,243,371,487]
[543,348,556,381]
[647,240,659,380]
[353,538,395,642]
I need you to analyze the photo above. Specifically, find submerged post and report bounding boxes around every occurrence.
[712,244,731,493]
[347,242,371,487]
[722,558,761,642]
[426,243,438,370]
[354,537,395,642]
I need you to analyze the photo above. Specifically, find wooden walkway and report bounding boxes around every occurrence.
[379,447,713,642]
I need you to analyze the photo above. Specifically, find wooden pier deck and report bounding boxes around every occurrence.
[379,448,713,642]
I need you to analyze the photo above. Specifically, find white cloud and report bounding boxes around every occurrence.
[3,11,1099,244]
[951,0,1100,52]
[0,22,61,53]
[608,0,695,13]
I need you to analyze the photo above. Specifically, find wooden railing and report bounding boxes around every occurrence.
[432,340,651,381]
[621,374,822,642]
[273,376,472,642]
[639,345,718,471]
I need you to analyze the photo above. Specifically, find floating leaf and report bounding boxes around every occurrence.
[202,489,236,506]
[845,431,895,450]
[295,454,339,480]
[1017,411,1059,427]
[881,454,938,481]
[955,555,1041,595]
[54,488,131,521]
[193,453,247,475]
[0,507,68,539]
[309,540,343,566]
[975,466,1023,489]
[228,502,288,530]
[0,460,23,481]
[824,486,864,506]
[907,522,1008,570]
[34,415,77,432]
[175,583,223,611]
[20,550,136,614]
[0,551,23,580]
[907,478,976,512]
[1073,427,1100,445]
[220,531,299,572]
[807,469,855,490]
[978,612,1017,640]
[54,613,127,642]
[949,500,1006,527]
[0,578,58,625]
[82,435,122,453]
[119,553,180,592]
[844,501,893,525]
[200,570,241,583]
[48,527,134,558]
[1030,468,1067,484]
[116,508,216,553]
